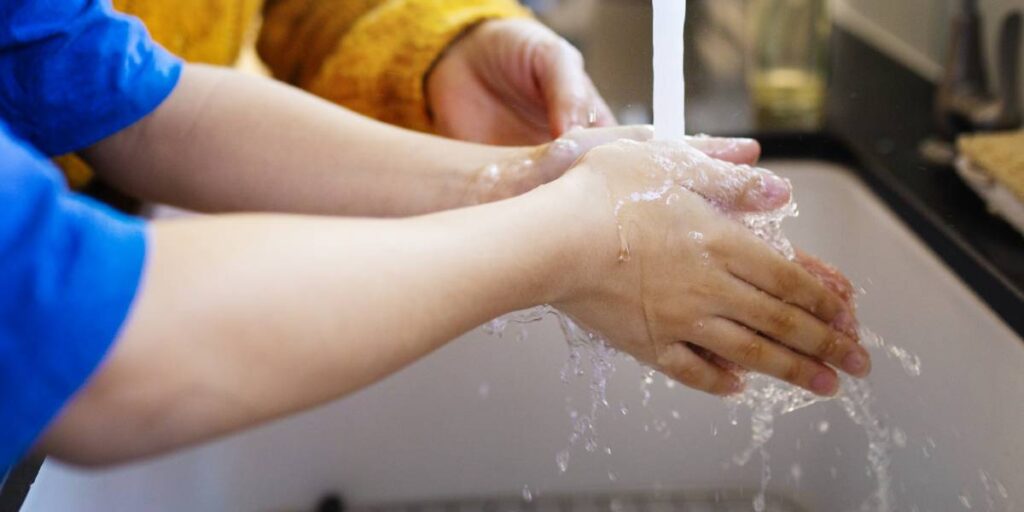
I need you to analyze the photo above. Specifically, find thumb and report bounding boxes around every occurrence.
[532,38,602,135]
[532,126,655,183]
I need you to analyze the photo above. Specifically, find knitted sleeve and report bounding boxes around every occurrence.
[258,0,532,132]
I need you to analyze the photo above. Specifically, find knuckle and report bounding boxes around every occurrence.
[670,359,704,385]
[781,358,804,384]
[816,334,841,360]
[768,308,798,336]
[773,274,799,300]
[737,338,764,364]
[811,293,834,317]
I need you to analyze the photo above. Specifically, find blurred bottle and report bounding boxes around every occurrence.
[747,0,831,130]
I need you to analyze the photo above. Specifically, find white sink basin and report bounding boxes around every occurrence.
[23,160,1024,512]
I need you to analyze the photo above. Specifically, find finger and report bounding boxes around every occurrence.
[533,39,595,135]
[691,163,792,212]
[657,342,742,396]
[696,318,840,396]
[584,81,618,128]
[687,342,746,374]
[529,126,655,185]
[795,250,858,336]
[684,137,762,165]
[645,140,790,211]
[717,275,871,377]
[720,229,852,328]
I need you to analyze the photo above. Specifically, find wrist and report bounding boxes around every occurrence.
[521,167,622,306]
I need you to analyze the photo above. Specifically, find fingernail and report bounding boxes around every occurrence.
[833,308,858,337]
[811,372,838,396]
[842,349,870,377]
[760,174,792,205]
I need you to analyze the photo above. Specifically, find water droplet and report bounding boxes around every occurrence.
[997,481,1009,498]
[671,410,680,420]
[555,450,570,472]
[753,493,766,512]
[790,464,803,485]
[892,428,907,448]
[818,420,830,433]
[521,485,533,503]
[959,492,972,509]
[477,382,490,399]
[607,471,618,482]
[641,369,655,406]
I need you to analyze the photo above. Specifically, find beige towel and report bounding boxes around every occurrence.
[958,130,1024,201]
[956,130,1024,236]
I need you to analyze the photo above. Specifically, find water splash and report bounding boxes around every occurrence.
[726,369,904,512]
[652,0,687,139]
[483,143,933,510]
[861,327,922,377]
[486,306,619,472]
[739,201,799,261]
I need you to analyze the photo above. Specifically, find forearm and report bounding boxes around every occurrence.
[38,182,585,466]
[83,64,517,217]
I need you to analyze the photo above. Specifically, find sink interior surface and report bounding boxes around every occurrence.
[24,160,1024,512]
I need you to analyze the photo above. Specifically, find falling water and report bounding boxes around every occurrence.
[652,0,687,140]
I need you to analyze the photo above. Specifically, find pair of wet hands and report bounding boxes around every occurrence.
[478,127,869,398]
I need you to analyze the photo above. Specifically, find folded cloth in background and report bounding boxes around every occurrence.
[956,130,1024,237]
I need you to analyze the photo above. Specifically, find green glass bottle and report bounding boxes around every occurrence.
[747,0,831,130]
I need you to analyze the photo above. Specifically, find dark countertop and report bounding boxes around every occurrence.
[796,28,1024,337]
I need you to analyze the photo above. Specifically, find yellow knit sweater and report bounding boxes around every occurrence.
[59,0,531,187]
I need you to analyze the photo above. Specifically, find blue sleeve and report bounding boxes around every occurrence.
[0,122,147,470]
[0,0,182,156]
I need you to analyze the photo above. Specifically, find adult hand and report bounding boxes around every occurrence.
[548,139,868,397]
[427,18,615,146]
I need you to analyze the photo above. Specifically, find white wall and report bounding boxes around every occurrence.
[837,0,1023,103]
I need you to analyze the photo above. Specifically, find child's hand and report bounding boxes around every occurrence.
[548,139,869,396]
[467,126,765,204]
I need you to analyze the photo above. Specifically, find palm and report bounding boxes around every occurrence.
[428,53,552,146]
